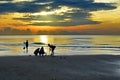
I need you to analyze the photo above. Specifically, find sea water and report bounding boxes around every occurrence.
[0,35,120,56]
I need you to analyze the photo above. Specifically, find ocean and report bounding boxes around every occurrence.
[0,35,120,56]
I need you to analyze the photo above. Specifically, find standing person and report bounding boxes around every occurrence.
[48,44,56,56]
[23,42,26,50]
[25,40,29,53]
[22,42,26,53]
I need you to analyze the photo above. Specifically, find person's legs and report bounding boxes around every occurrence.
[51,49,54,56]
[39,53,41,56]
[35,53,37,56]
[26,47,28,53]
[34,52,38,56]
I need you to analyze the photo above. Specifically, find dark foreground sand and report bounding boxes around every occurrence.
[0,55,120,80]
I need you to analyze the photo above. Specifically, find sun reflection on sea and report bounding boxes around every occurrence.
[40,35,48,44]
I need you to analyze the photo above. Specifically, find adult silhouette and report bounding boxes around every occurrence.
[48,44,56,56]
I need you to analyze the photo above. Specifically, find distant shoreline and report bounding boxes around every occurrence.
[0,34,87,35]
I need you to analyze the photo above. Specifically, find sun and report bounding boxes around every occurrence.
[40,11,53,16]
[32,11,54,16]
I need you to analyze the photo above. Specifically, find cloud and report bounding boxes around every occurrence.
[0,27,32,35]
[0,0,117,26]
[0,0,116,13]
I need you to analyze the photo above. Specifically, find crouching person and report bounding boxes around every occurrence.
[34,48,40,56]
[39,46,45,56]
[34,46,46,56]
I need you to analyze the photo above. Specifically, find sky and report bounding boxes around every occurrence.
[0,0,120,35]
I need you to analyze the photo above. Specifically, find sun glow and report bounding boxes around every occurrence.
[31,11,54,16]
[31,6,80,16]
[31,20,53,23]
[40,11,54,16]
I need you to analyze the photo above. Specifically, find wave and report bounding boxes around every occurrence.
[0,43,120,49]
[56,45,120,48]
[0,48,11,51]
[32,42,45,45]
[0,43,22,46]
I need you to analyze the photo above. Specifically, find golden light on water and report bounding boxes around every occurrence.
[92,36,120,46]
[40,35,48,44]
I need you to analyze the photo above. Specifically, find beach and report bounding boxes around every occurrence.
[0,55,120,80]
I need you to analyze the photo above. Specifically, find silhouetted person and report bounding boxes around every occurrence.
[34,48,40,56]
[48,44,56,56]
[25,40,29,53]
[23,42,26,50]
[39,46,45,56]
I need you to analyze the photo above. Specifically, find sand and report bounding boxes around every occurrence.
[0,55,120,80]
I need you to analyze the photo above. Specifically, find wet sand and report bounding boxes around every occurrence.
[0,55,120,80]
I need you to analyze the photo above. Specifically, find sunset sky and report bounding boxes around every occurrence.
[0,0,120,35]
